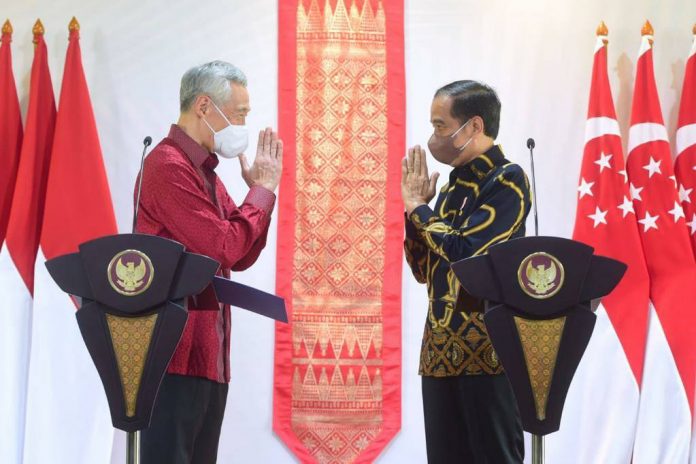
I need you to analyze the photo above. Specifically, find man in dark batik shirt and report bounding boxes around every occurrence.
[401,81,531,463]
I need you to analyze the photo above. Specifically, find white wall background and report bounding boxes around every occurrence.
[2,0,695,462]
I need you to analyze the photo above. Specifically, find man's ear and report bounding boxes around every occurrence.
[471,115,485,136]
[193,95,209,118]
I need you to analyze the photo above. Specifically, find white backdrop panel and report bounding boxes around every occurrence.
[1,0,694,462]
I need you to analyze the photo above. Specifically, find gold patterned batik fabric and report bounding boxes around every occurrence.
[419,311,503,377]
[514,316,566,420]
[404,145,532,377]
[106,313,157,417]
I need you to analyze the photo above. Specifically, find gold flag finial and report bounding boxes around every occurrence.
[69,16,80,32]
[2,19,12,35]
[33,19,45,36]
[641,20,654,36]
[692,23,696,35]
[596,21,608,36]
[32,19,44,44]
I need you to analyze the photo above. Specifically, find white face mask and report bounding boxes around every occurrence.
[202,101,249,159]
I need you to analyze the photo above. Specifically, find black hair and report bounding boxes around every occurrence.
[434,80,501,139]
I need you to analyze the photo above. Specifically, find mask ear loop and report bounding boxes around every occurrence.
[450,118,472,139]
[202,117,216,134]
[452,118,474,152]
[209,99,234,127]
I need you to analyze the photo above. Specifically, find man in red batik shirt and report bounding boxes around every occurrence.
[136,60,283,464]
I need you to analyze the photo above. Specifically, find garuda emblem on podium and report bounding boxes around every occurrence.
[108,250,154,296]
[518,252,564,299]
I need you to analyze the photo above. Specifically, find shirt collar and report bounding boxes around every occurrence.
[167,124,219,170]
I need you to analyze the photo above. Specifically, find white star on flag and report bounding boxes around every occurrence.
[578,178,595,198]
[643,156,662,178]
[638,211,659,231]
[688,214,696,235]
[668,201,685,222]
[595,152,613,173]
[618,169,628,183]
[618,196,635,217]
[630,183,644,201]
[678,184,693,203]
[588,206,608,227]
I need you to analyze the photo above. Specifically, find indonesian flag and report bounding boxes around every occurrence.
[22,18,118,464]
[674,23,696,464]
[0,20,22,246]
[675,28,696,258]
[628,21,696,463]
[0,20,55,464]
[547,23,651,463]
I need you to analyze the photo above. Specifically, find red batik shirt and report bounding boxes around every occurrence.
[135,124,275,383]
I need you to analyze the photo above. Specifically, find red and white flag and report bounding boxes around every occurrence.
[628,21,696,463]
[674,23,696,464]
[547,23,651,463]
[22,18,118,464]
[675,27,696,258]
[0,20,22,245]
[0,20,55,464]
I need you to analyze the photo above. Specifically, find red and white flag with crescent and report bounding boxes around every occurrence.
[548,24,650,463]
[628,22,696,464]
[675,26,696,258]
[674,24,696,464]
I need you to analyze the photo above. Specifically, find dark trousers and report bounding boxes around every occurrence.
[141,374,229,464]
[422,374,524,464]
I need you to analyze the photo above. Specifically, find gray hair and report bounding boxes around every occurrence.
[179,60,248,112]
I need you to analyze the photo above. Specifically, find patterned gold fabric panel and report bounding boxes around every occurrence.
[514,316,566,420]
[289,1,389,461]
[106,313,157,417]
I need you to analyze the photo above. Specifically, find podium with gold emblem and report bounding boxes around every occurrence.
[45,233,287,464]
[451,236,626,464]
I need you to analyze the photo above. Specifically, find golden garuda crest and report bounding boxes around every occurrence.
[518,252,564,299]
[107,250,154,296]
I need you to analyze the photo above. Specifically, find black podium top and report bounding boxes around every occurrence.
[46,233,219,315]
[452,236,626,317]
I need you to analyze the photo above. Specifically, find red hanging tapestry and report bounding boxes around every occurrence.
[274,1,404,462]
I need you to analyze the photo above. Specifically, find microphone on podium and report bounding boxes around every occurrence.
[132,136,153,233]
[527,137,539,236]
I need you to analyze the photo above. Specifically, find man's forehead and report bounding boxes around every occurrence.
[225,83,250,110]
[229,81,248,96]
[431,95,453,122]
[431,95,452,112]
